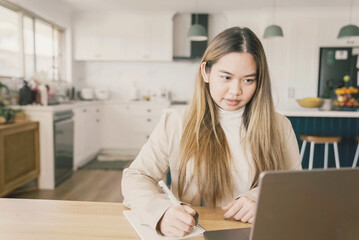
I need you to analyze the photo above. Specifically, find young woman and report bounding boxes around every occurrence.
[122,27,301,238]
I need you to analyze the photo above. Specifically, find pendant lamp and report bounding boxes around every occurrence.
[263,25,283,38]
[338,0,359,38]
[263,0,283,39]
[187,15,208,41]
[187,0,208,41]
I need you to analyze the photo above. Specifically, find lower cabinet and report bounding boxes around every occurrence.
[101,101,170,150]
[0,122,40,197]
[74,104,102,169]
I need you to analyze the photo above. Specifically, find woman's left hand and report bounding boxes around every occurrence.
[222,196,256,223]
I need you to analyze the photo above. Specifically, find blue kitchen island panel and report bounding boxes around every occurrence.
[288,116,359,169]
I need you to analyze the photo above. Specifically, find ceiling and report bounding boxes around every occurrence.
[61,0,353,13]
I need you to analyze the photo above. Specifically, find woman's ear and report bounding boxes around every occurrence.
[200,62,209,83]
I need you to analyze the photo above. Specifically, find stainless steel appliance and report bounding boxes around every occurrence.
[54,110,74,186]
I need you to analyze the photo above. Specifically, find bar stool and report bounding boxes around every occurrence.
[352,136,359,168]
[300,135,341,170]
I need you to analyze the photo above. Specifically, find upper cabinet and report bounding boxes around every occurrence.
[73,12,174,61]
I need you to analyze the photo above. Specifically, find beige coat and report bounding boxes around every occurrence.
[122,108,301,231]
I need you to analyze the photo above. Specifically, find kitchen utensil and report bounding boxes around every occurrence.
[19,80,32,105]
[80,88,94,100]
[94,89,110,100]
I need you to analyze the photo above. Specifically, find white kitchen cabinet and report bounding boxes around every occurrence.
[73,12,174,61]
[74,103,102,170]
[101,101,170,150]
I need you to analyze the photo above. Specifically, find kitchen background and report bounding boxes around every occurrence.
[3,0,359,108]
[0,0,358,199]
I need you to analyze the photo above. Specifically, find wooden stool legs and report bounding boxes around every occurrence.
[352,142,359,168]
[300,140,340,170]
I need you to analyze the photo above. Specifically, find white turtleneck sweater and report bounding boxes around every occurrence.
[218,107,255,203]
[122,107,302,231]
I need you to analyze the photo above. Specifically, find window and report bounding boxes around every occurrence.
[0,2,65,82]
[53,28,63,81]
[0,5,20,77]
[35,19,53,80]
[23,15,35,80]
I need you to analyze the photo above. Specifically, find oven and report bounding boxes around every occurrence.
[54,110,74,186]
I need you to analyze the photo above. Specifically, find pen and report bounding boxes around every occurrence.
[158,180,181,207]
[158,180,200,225]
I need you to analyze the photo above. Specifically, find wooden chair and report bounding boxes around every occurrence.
[352,136,359,168]
[300,135,341,170]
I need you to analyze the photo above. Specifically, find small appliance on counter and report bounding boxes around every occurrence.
[94,88,110,100]
[79,88,94,100]
[19,80,32,105]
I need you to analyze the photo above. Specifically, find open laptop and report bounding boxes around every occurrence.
[204,168,359,240]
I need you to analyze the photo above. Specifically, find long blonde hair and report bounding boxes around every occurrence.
[178,27,284,207]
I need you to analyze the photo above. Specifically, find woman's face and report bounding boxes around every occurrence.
[201,52,257,111]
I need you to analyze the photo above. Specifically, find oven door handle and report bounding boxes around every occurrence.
[54,118,73,124]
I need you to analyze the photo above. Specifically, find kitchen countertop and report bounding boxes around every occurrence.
[278,108,359,118]
[11,101,359,118]
[167,104,359,118]
[104,99,171,105]
[11,100,104,112]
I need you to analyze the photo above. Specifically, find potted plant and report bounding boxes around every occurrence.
[0,100,15,124]
[0,82,19,124]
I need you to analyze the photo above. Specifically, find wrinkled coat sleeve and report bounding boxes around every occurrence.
[240,114,302,201]
[121,110,174,231]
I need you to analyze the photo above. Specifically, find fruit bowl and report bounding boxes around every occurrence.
[333,87,359,108]
[296,97,324,108]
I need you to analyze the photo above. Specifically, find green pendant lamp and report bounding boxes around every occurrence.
[338,25,359,38]
[263,25,283,38]
[187,0,208,41]
[187,14,208,41]
[263,0,283,39]
[338,0,359,38]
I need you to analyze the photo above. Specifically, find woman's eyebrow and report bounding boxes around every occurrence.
[219,70,257,78]
[244,73,257,77]
[219,70,234,75]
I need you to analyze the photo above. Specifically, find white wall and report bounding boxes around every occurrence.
[74,13,228,102]
[75,61,199,101]
[74,6,359,109]
[225,6,359,109]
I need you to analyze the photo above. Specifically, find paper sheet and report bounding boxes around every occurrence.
[123,210,205,240]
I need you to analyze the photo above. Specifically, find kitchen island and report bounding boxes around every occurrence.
[279,108,358,168]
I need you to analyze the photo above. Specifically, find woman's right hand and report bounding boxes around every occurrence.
[158,205,197,237]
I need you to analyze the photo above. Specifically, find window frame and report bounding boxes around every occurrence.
[0,0,66,82]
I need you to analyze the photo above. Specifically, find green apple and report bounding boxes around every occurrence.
[343,75,350,82]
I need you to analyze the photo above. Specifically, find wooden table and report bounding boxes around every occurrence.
[0,198,251,239]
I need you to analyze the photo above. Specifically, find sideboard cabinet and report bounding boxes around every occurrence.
[0,122,40,197]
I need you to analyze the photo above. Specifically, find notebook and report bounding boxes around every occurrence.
[123,210,205,240]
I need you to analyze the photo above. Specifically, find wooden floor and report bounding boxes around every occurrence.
[7,169,124,203]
